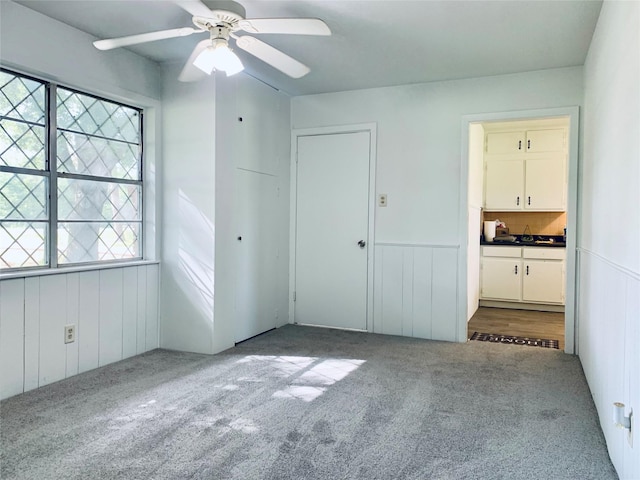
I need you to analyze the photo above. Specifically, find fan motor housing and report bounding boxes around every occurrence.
[201,1,246,19]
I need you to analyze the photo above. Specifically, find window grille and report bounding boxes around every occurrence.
[0,69,143,270]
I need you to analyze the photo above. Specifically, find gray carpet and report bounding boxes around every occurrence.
[0,325,617,480]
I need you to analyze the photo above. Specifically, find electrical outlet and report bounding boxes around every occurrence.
[378,193,388,207]
[64,324,75,344]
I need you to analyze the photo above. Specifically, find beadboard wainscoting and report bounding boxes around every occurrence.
[577,249,639,476]
[373,244,459,341]
[0,264,160,400]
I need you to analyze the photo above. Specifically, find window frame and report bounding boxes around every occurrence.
[0,68,144,272]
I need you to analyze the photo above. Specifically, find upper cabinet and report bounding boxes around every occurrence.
[486,128,566,155]
[524,129,566,153]
[486,131,526,154]
[483,127,567,211]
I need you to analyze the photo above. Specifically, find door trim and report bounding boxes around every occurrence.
[289,123,377,332]
[459,106,579,354]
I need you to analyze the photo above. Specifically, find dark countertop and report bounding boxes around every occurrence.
[481,235,566,248]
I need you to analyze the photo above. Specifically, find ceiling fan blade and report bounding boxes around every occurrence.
[238,18,331,36]
[94,27,202,50]
[174,0,213,18]
[178,40,210,82]
[235,36,310,78]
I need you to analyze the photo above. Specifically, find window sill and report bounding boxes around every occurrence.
[0,259,160,280]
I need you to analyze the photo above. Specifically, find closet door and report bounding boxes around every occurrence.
[234,169,278,343]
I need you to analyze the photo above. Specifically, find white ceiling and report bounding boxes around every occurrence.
[13,0,602,96]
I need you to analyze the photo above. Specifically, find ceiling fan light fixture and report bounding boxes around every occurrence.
[193,40,244,76]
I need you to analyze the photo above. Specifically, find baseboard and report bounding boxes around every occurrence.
[479,300,565,313]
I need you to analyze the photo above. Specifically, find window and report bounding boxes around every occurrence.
[0,69,143,270]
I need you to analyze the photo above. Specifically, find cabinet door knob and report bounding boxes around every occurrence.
[527,139,531,149]
[515,265,518,275]
[526,265,529,275]
[516,196,520,206]
[528,196,531,205]
[518,140,522,150]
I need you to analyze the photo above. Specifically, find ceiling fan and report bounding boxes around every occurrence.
[93,0,331,81]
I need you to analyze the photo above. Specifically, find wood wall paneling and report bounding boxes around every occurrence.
[23,277,40,391]
[0,279,25,398]
[65,273,80,378]
[378,246,403,336]
[412,248,433,339]
[38,275,67,387]
[401,249,414,337]
[578,251,640,476]
[0,264,159,400]
[99,268,124,366]
[122,267,138,359]
[374,245,458,342]
[136,266,147,354]
[624,277,639,474]
[431,249,458,341]
[145,264,159,350]
[78,271,100,373]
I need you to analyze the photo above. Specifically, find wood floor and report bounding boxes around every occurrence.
[468,307,565,350]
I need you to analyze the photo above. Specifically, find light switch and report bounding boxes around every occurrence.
[378,194,387,207]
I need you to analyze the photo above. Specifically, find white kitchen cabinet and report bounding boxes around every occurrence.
[524,129,566,153]
[524,155,566,210]
[486,131,525,154]
[483,127,567,211]
[481,256,522,301]
[485,157,566,211]
[480,247,522,301]
[484,155,566,211]
[486,128,565,155]
[522,247,565,304]
[480,246,565,305]
[522,260,564,303]
[484,160,524,210]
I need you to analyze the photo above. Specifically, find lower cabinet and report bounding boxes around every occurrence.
[481,246,565,305]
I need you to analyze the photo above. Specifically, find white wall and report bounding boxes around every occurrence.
[0,1,162,399]
[160,63,217,354]
[292,67,583,341]
[160,68,290,354]
[0,265,159,400]
[0,1,160,102]
[579,1,640,477]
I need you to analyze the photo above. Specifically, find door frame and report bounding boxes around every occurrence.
[289,123,377,331]
[459,106,580,354]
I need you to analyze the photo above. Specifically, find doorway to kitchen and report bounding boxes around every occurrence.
[460,107,579,353]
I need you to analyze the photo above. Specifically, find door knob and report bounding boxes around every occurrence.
[358,240,366,248]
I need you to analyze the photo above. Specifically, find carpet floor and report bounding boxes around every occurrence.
[0,325,617,480]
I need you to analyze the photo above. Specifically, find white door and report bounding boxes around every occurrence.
[295,131,371,330]
[235,169,278,343]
